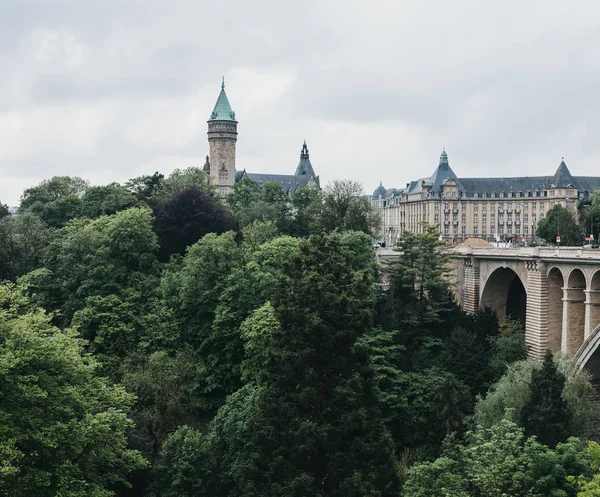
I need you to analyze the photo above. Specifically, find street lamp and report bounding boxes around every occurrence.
[583,204,594,245]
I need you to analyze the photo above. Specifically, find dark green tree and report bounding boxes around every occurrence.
[126,172,165,202]
[0,202,10,219]
[521,351,573,447]
[537,204,582,246]
[0,213,50,281]
[234,232,400,496]
[153,187,239,261]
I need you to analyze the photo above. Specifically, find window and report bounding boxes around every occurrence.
[482,214,487,222]
[499,215,504,223]
[500,192,505,198]
[461,226,466,235]
[474,226,479,235]
[474,214,478,223]
[462,202,467,210]
[434,214,439,222]
[453,226,458,234]
[491,214,496,222]
[444,226,449,234]
[462,214,466,222]
[482,203,487,211]
[524,214,528,223]
[482,227,487,235]
[524,227,528,235]
[499,226,504,235]
[474,204,479,211]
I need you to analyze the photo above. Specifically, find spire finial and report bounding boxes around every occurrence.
[221,76,225,90]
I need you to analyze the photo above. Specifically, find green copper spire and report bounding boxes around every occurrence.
[209,78,236,121]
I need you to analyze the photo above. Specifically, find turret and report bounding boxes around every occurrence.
[207,78,238,195]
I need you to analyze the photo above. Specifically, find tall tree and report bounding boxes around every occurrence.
[521,351,573,447]
[233,232,400,496]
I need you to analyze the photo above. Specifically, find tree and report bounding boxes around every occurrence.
[578,189,600,243]
[474,356,599,441]
[0,283,146,496]
[488,316,528,380]
[19,176,89,228]
[0,213,50,281]
[0,202,10,219]
[404,419,591,497]
[126,172,164,203]
[80,183,138,218]
[26,208,159,332]
[230,232,400,496]
[321,179,380,235]
[153,187,239,262]
[377,226,452,341]
[521,350,573,447]
[284,187,323,237]
[149,167,215,206]
[537,204,582,246]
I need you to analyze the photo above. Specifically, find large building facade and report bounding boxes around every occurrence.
[203,80,320,195]
[372,149,600,245]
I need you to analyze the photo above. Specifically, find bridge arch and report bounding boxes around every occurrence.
[547,267,564,353]
[480,267,527,325]
[565,268,586,355]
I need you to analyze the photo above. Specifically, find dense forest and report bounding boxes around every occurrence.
[2,168,600,496]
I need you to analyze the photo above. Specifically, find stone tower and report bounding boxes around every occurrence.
[207,78,238,195]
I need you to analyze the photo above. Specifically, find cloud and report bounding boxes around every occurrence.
[1,0,600,203]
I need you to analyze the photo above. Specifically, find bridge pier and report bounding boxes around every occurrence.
[462,257,480,314]
[562,287,586,355]
[525,261,548,358]
[585,290,600,340]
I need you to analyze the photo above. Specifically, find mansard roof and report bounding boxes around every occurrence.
[242,172,314,195]
[209,78,236,121]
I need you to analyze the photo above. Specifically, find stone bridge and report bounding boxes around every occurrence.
[377,246,600,376]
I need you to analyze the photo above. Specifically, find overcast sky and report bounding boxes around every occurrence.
[1,0,600,204]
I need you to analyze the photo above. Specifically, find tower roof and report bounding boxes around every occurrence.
[372,181,387,199]
[294,141,316,177]
[550,159,577,188]
[209,78,236,121]
[429,148,464,191]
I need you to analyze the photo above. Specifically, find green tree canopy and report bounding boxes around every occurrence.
[521,350,573,447]
[537,204,583,246]
[0,283,146,496]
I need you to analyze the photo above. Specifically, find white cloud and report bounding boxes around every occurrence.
[1,0,600,203]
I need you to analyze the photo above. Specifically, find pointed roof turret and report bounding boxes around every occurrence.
[429,148,463,191]
[209,78,236,121]
[294,140,316,176]
[550,158,577,188]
